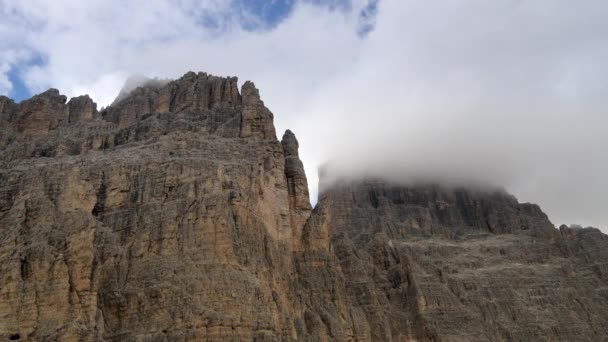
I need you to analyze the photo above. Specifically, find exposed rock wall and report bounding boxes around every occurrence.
[0,72,302,341]
[282,130,312,250]
[101,72,243,132]
[298,181,608,341]
[1,71,607,341]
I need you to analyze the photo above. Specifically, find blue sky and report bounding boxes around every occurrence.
[2,0,378,102]
[5,55,45,102]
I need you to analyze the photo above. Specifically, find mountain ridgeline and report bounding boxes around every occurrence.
[1,72,607,341]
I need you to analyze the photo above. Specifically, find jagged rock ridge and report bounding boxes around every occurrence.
[1,72,607,341]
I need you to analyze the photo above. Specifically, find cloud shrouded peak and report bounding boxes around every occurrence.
[112,74,171,105]
[1,0,607,231]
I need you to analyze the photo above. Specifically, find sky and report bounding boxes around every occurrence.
[1,0,607,231]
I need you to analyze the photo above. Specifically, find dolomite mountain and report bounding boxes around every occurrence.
[1,71,607,341]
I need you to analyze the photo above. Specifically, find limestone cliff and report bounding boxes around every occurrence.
[0,71,607,341]
[297,181,608,341]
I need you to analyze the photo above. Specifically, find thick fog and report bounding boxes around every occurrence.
[1,0,607,230]
[293,1,608,231]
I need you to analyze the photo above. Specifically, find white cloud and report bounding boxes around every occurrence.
[1,0,607,230]
[0,59,13,95]
[299,0,608,230]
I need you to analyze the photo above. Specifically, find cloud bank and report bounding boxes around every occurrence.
[1,0,607,230]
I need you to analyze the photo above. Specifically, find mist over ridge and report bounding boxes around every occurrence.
[2,0,607,230]
[3,2,608,341]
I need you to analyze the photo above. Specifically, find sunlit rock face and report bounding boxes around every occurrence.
[1,71,607,341]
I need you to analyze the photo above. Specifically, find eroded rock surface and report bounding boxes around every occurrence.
[0,72,300,341]
[1,71,607,341]
[296,181,608,341]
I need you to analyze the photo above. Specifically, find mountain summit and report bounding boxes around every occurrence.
[1,72,607,341]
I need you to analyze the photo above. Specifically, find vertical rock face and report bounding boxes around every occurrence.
[12,89,69,134]
[282,130,312,249]
[101,72,246,132]
[67,95,97,123]
[297,181,608,341]
[1,71,608,341]
[0,72,308,341]
[0,96,17,122]
[0,90,99,135]
[240,81,276,140]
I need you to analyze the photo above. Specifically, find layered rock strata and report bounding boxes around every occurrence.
[1,71,607,341]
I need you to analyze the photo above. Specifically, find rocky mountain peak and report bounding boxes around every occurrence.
[112,74,170,104]
[95,72,277,140]
[240,80,276,140]
[0,88,100,136]
[241,80,260,101]
[0,71,278,145]
[281,129,311,249]
[281,129,299,157]
[67,95,97,123]
[1,71,607,341]
[12,88,67,134]
[102,72,242,128]
[0,95,17,122]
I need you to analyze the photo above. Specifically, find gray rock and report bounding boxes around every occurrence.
[0,71,607,342]
[297,180,608,341]
[67,95,98,123]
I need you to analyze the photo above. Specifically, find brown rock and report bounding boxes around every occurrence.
[67,95,97,123]
[102,72,243,130]
[240,81,276,140]
[13,89,68,134]
[0,95,17,122]
[297,180,608,341]
[1,90,98,137]
[282,129,312,249]
[0,72,295,340]
[1,71,607,342]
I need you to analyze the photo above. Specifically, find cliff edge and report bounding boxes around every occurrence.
[0,72,607,341]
